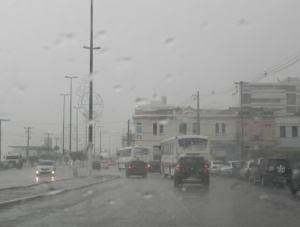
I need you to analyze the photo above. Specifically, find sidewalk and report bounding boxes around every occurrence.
[0,168,120,209]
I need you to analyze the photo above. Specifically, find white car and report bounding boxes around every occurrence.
[208,160,225,175]
[239,160,255,180]
[35,160,56,177]
[219,161,239,177]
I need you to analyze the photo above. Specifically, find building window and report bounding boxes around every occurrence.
[136,123,142,133]
[215,123,219,134]
[160,124,163,134]
[265,124,271,136]
[153,123,157,135]
[179,123,187,135]
[254,121,260,135]
[280,126,286,137]
[222,123,226,134]
[292,126,298,137]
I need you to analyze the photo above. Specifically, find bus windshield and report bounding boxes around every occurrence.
[117,149,132,157]
[134,147,150,155]
[178,138,208,152]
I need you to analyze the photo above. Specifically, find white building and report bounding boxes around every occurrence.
[275,115,300,148]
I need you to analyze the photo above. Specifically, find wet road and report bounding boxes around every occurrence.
[1,166,300,227]
[0,165,73,189]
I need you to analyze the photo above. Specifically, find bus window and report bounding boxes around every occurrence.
[134,147,150,155]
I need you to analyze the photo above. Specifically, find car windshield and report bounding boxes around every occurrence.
[38,161,54,166]
[1,1,300,226]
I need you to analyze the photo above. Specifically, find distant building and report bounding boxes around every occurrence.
[232,77,300,116]
[132,97,238,161]
[234,107,276,159]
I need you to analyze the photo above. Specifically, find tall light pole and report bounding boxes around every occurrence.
[83,0,100,177]
[60,94,69,156]
[73,106,81,152]
[0,119,10,161]
[65,76,77,154]
[234,81,248,161]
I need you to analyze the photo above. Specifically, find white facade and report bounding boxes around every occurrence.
[275,116,300,148]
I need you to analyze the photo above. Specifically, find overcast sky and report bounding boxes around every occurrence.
[1,0,300,155]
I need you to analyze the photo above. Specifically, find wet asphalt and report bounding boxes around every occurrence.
[0,166,300,227]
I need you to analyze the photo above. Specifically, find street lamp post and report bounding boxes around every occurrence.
[73,106,81,152]
[65,76,77,154]
[83,0,100,177]
[60,94,69,156]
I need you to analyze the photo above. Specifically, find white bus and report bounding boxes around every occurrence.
[160,135,211,178]
[116,146,153,171]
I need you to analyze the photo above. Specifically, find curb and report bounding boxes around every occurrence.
[0,176,120,209]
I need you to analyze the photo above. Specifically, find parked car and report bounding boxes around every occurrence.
[208,160,224,176]
[147,160,161,173]
[252,154,293,187]
[126,160,148,178]
[35,160,56,177]
[0,161,11,170]
[289,163,300,194]
[100,160,109,169]
[174,156,210,188]
[239,160,255,180]
[219,161,239,177]
[231,161,246,178]
[92,161,101,170]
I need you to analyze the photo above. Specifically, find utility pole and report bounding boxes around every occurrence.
[234,81,248,161]
[192,92,200,135]
[44,133,53,155]
[83,0,101,178]
[127,120,130,146]
[0,119,10,161]
[60,94,68,157]
[25,127,33,164]
[73,106,81,152]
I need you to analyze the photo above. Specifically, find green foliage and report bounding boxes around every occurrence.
[250,148,300,165]
[69,152,87,162]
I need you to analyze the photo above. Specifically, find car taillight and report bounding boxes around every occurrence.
[147,164,150,168]
[204,164,208,169]
[128,166,132,169]
[176,164,180,171]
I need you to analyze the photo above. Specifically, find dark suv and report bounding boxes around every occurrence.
[174,156,210,188]
[126,160,148,178]
[253,154,292,187]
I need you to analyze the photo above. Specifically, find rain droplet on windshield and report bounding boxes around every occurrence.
[108,200,115,205]
[259,194,268,200]
[159,119,170,125]
[143,193,153,199]
[181,187,186,192]
[135,97,148,106]
[165,38,175,47]
[237,18,249,30]
[95,30,106,39]
[165,74,173,82]
[113,85,123,93]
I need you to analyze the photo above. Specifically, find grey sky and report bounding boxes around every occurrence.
[1,0,300,154]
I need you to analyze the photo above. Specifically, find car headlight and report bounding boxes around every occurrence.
[36,171,39,174]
